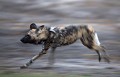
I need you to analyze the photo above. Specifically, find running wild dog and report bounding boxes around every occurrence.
[20,23,110,68]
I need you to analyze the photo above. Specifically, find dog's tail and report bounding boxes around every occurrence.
[80,25,110,63]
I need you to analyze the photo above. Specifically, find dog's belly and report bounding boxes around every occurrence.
[53,40,77,47]
[53,36,78,47]
[60,39,77,46]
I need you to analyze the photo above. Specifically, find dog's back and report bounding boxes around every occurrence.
[50,25,83,46]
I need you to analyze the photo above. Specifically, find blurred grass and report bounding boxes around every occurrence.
[0,71,91,77]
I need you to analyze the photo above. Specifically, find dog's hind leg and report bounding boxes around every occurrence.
[92,33,110,63]
[95,50,101,62]
[93,45,110,63]
[80,26,110,63]
[100,46,110,63]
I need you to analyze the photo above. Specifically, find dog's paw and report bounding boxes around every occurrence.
[20,65,27,69]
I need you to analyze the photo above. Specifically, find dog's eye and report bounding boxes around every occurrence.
[37,29,43,34]
[36,29,39,33]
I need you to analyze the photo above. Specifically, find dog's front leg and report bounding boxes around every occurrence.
[20,44,50,69]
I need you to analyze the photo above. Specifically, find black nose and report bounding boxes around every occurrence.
[20,35,31,43]
[20,38,27,43]
[20,38,25,43]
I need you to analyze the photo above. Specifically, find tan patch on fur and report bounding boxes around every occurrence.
[28,29,36,35]
[37,27,49,40]
[57,25,65,30]
[27,29,37,40]
[63,33,78,44]
[77,30,82,38]
[87,25,94,32]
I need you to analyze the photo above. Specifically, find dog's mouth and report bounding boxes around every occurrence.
[20,35,43,44]
[20,35,31,43]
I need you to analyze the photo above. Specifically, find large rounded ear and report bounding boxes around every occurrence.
[30,23,37,29]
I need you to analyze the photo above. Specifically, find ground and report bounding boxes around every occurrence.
[0,0,120,77]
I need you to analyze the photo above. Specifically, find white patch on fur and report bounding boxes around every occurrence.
[50,27,56,33]
[94,33,100,46]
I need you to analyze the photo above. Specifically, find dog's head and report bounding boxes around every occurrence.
[20,23,49,44]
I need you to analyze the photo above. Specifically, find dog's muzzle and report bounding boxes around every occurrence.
[20,35,31,43]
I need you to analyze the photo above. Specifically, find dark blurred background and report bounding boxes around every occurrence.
[0,0,120,77]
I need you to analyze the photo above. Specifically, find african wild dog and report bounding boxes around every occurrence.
[20,23,110,68]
